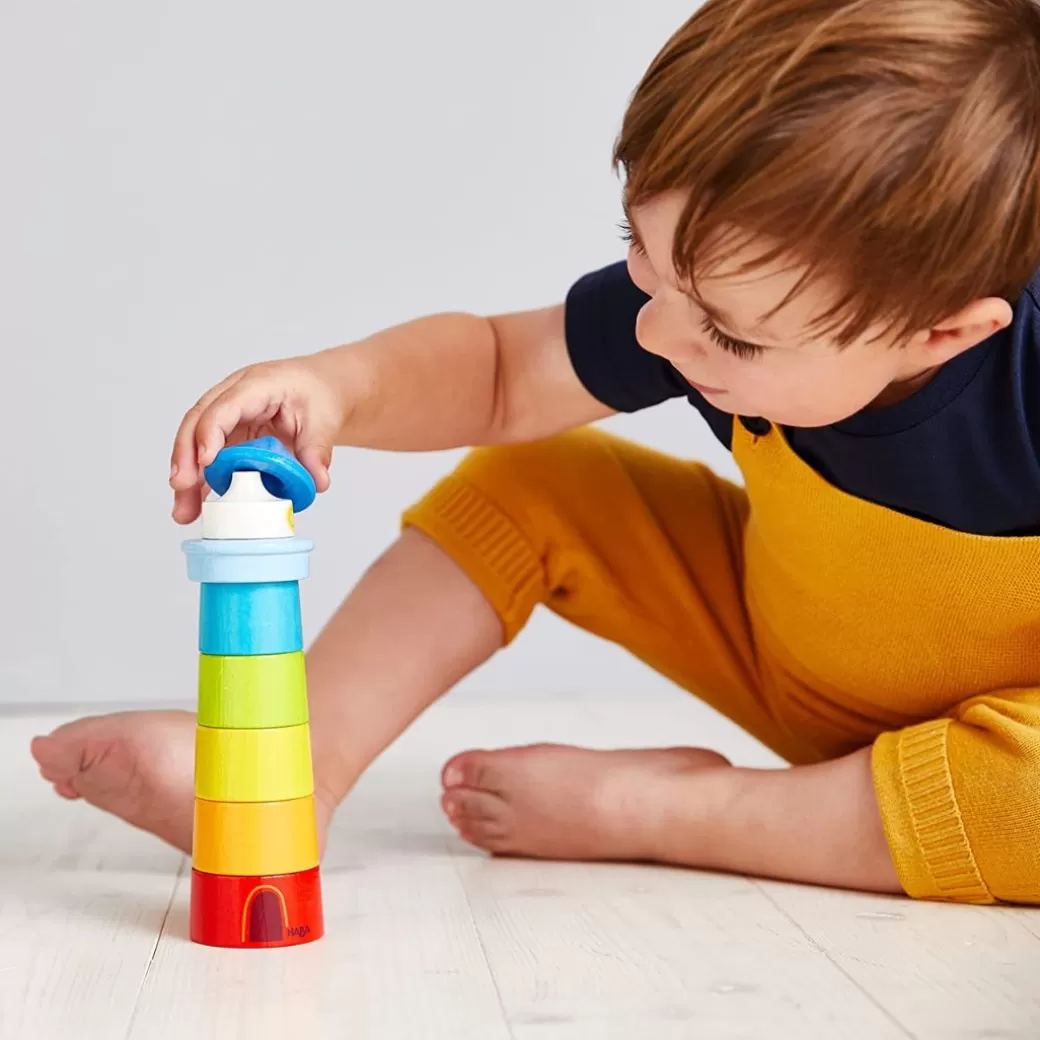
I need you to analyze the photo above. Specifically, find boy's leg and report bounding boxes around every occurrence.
[31,528,506,852]
[403,429,814,859]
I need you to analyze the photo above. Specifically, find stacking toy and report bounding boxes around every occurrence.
[182,437,324,948]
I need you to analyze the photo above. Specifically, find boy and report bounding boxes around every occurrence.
[33,0,1040,904]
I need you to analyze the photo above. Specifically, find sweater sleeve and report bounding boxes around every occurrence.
[872,687,1040,904]
[565,262,689,413]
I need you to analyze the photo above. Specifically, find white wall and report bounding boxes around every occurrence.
[0,0,740,706]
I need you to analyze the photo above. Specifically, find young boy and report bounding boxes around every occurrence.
[33,0,1040,904]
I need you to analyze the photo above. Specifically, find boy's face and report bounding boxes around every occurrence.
[625,193,1000,427]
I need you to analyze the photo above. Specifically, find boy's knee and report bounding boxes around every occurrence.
[402,434,610,643]
[453,428,616,504]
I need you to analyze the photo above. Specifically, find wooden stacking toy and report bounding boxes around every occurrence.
[182,437,324,948]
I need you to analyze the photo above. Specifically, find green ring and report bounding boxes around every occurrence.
[197,652,308,729]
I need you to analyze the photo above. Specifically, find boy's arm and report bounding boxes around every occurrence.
[329,306,615,450]
[171,305,612,519]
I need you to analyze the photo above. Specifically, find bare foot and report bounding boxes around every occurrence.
[31,711,336,854]
[440,743,731,863]
[31,711,198,852]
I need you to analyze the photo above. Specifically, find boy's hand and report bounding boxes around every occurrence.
[167,307,611,524]
[169,355,347,524]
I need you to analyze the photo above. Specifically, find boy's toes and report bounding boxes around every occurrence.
[456,820,512,854]
[442,787,509,825]
[442,788,516,854]
[442,749,515,793]
[30,732,84,786]
[31,731,88,799]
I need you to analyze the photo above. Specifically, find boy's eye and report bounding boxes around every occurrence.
[618,219,648,257]
[700,316,765,360]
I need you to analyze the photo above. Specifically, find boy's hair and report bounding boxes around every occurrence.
[614,0,1040,343]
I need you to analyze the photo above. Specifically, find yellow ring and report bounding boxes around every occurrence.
[194,724,314,802]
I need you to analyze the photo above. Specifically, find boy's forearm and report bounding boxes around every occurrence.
[313,313,506,452]
[688,748,903,894]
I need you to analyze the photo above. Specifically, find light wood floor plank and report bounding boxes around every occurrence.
[0,716,184,1040]
[453,855,909,1039]
[757,880,1040,1039]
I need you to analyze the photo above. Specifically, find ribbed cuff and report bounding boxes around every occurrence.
[402,476,545,644]
[873,720,992,903]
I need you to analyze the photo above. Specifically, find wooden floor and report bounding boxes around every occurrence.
[2,690,1039,1040]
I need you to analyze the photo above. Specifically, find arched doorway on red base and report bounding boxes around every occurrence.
[242,885,288,943]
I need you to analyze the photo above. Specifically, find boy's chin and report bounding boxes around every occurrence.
[717,400,861,428]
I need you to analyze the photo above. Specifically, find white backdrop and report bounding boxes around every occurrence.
[0,0,741,707]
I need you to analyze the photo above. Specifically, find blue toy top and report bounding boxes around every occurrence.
[203,436,317,513]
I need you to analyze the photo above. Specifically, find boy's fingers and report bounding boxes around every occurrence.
[194,381,283,467]
[171,410,211,488]
[298,442,333,492]
[172,484,203,524]
[170,372,245,487]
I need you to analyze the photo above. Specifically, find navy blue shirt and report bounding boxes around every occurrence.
[565,262,1040,536]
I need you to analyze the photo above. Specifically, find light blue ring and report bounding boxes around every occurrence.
[182,537,313,584]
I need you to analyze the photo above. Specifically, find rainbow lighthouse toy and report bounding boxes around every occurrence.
[182,437,324,948]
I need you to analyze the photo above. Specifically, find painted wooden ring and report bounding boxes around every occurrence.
[197,652,308,728]
[203,437,316,513]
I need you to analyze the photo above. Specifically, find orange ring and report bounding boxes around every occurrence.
[192,796,319,875]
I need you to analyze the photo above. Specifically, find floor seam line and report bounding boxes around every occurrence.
[1007,908,1040,945]
[753,880,918,1040]
[122,855,186,1040]
[445,837,516,1040]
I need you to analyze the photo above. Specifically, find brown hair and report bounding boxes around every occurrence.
[614,0,1040,343]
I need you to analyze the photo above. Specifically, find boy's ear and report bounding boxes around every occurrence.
[916,297,1013,360]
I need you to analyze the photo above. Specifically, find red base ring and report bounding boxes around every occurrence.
[190,866,324,948]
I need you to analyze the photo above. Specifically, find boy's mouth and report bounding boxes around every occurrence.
[685,378,727,396]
